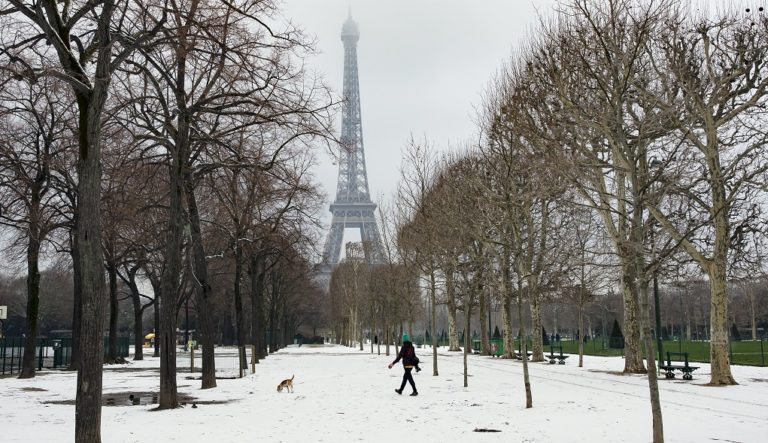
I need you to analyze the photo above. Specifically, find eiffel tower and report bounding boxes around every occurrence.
[321,13,384,268]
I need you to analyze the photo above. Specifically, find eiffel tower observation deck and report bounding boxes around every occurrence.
[320,12,384,269]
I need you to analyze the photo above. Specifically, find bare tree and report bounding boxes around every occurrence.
[562,206,613,367]
[112,0,333,400]
[640,5,768,386]
[396,136,441,375]
[1,2,164,439]
[485,0,672,430]
[0,78,72,378]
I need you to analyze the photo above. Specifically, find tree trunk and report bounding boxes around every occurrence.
[159,121,185,409]
[479,283,489,355]
[19,234,41,379]
[107,262,118,362]
[359,311,364,351]
[249,254,262,364]
[447,301,460,352]
[638,269,664,442]
[707,262,736,385]
[620,252,645,373]
[530,288,544,362]
[502,292,514,359]
[128,275,144,361]
[348,307,355,348]
[463,291,472,388]
[69,226,82,371]
[233,236,247,374]
[251,255,267,359]
[184,177,216,388]
[445,270,461,351]
[517,280,532,408]
[74,90,108,443]
[269,272,279,353]
[157,0,203,405]
[578,303,585,368]
[153,291,160,358]
[429,270,438,375]
[370,313,374,353]
[702,138,736,385]
[385,319,390,356]
[501,262,515,359]
[530,202,550,363]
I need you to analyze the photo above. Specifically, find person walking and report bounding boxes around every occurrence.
[388,332,419,396]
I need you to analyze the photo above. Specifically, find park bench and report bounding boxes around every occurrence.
[513,351,532,360]
[659,351,699,380]
[547,345,568,365]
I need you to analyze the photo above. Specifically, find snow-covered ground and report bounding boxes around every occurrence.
[2,344,767,442]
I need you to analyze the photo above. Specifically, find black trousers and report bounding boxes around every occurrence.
[399,367,417,392]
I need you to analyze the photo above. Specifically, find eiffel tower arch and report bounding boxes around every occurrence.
[321,13,385,269]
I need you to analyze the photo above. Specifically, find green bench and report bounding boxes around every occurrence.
[514,350,532,360]
[659,352,699,380]
[548,345,568,364]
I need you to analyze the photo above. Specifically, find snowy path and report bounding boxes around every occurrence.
[2,344,767,442]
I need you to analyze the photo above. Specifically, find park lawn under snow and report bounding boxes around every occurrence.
[1,344,767,443]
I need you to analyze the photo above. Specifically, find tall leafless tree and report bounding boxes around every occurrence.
[1,2,164,439]
[0,77,72,378]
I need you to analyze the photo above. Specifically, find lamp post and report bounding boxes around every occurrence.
[679,291,684,352]
[184,297,189,351]
[652,256,664,368]
[649,156,664,369]
[488,307,492,339]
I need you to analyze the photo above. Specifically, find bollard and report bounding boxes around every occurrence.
[189,341,195,373]
[251,345,256,374]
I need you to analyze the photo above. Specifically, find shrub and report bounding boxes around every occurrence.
[730,323,741,342]
[609,319,624,349]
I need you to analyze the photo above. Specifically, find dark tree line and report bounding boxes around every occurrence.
[1,1,336,441]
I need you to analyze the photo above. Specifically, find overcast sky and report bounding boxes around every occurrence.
[279,0,557,234]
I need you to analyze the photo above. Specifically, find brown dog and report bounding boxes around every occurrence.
[277,374,294,393]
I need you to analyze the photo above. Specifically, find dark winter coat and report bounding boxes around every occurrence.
[392,341,418,368]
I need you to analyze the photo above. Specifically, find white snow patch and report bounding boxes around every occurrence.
[2,345,766,442]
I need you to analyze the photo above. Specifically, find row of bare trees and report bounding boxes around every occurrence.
[385,2,768,442]
[328,233,421,356]
[1,1,335,441]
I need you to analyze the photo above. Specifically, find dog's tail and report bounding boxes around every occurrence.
[291,374,294,381]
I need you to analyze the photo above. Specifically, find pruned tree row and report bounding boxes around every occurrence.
[381,2,768,443]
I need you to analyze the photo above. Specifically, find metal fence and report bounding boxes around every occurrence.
[0,337,129,375]
[414,335,767,367]
[543,338,767,367]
